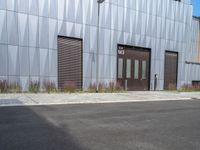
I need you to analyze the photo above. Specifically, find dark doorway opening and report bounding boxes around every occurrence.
[57,36,83,90]
[164,51,178,90]
[192,81,200,86]
[117,45,151,91]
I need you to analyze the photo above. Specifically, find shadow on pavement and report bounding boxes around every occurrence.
[0,101,88,150]
[0,99,24,105]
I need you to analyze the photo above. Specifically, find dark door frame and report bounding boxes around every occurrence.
[164,50,179,90]
[117,44,151,91]
[57,35,83,89]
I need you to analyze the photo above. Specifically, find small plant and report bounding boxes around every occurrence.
[0,80,8,93]
[108,82,115,92]
[8,82,21,93]
[193,85,200,91]
[168,83,177,91]
[88,81,124,93]
[88,82,107,93]
[115,82,124,91]
[98,82,107,93]
[180,84,200,92]
[107,81,124,93]
[43,80,57,93]
[88,83,97,93]
[180,84,192,92]
[63,81,77,93]
[29,80,40,93]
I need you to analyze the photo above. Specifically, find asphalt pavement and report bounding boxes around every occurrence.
[0,100,200,150]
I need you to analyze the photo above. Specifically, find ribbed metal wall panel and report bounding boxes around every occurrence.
[0,0,199,91]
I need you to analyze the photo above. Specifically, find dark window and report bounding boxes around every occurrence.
[134,60,139,79]
[126,59,131,78]
[118,58,123,79]
[142,60,147,79]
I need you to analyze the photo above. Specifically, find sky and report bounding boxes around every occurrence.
[193,0,200,16]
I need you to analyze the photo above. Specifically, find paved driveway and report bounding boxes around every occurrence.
[0,100,200,150]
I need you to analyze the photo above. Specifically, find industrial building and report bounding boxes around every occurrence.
[0,0,199,91]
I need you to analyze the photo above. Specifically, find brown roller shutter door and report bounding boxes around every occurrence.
[164,51,178,90]
[57,36,83,89]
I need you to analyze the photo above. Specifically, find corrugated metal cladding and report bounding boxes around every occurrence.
[0,0,199,91]
[57,37,82,89]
